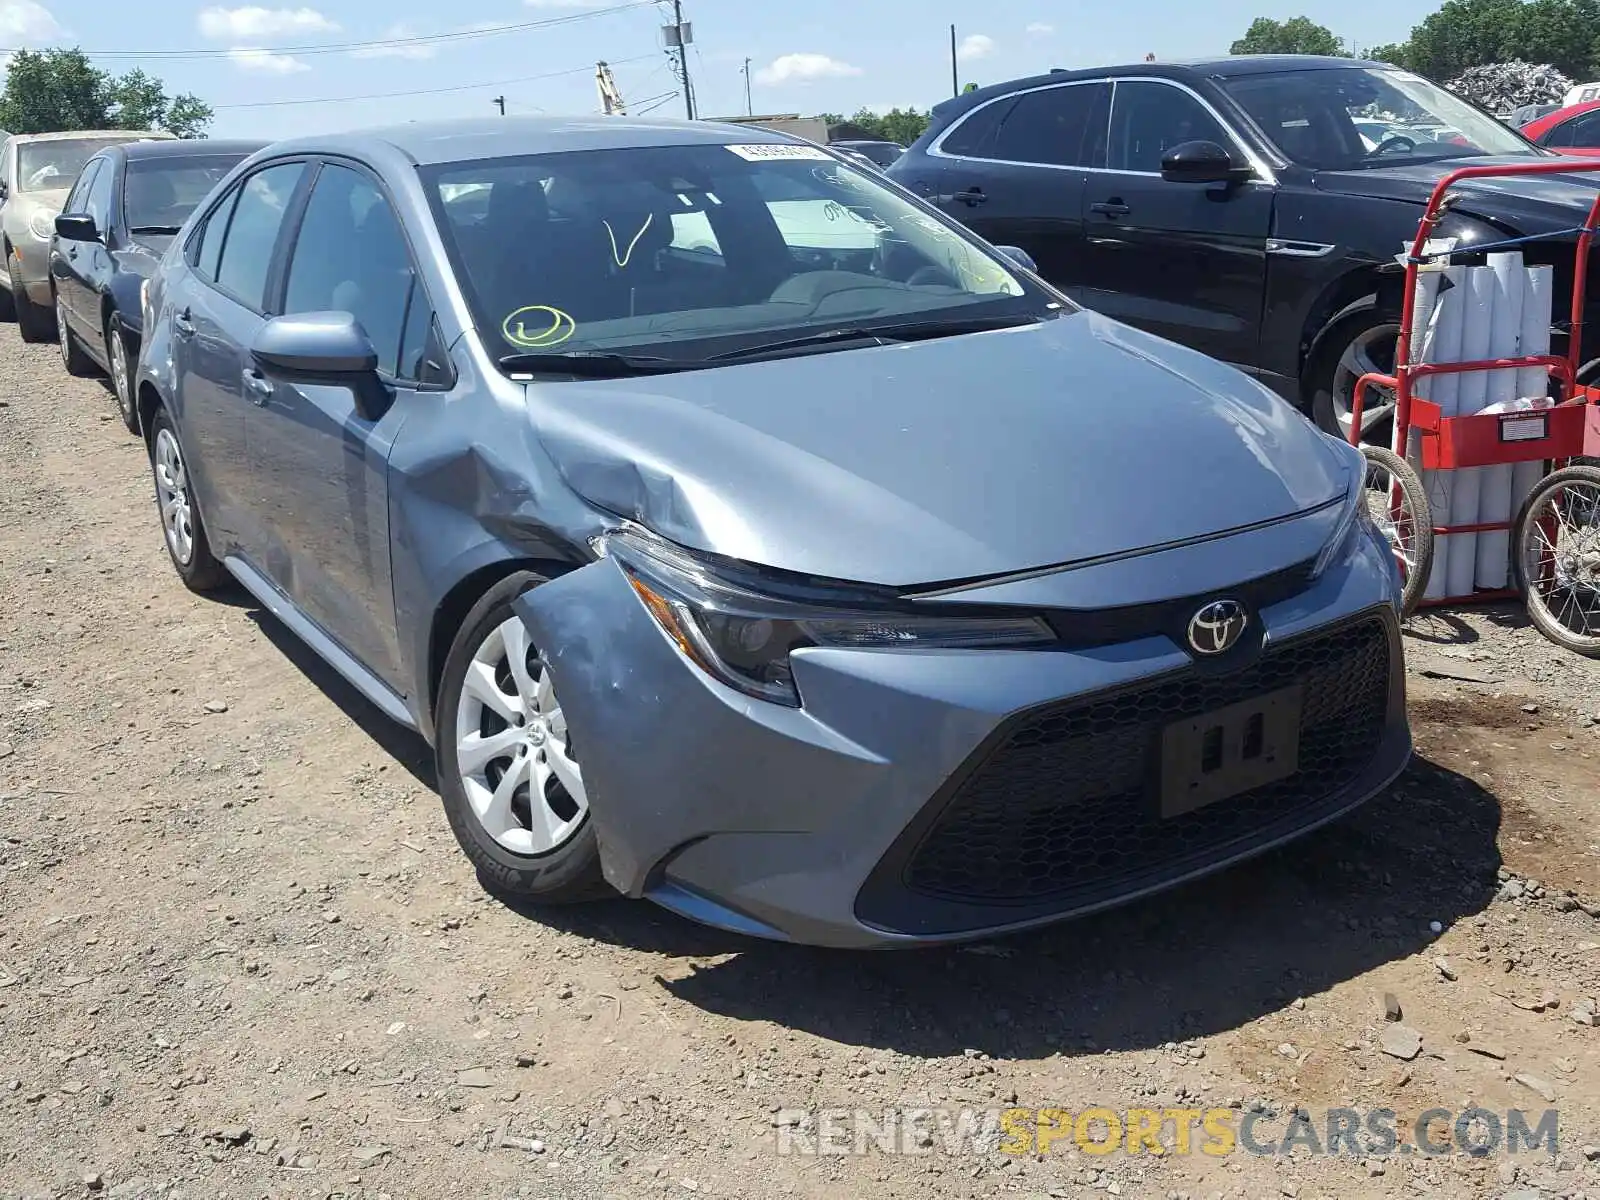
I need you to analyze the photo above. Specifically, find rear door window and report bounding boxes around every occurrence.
[939,97,1019,158]
[992,83,1111,167]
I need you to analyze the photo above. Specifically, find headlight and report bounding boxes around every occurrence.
[597,527,1055,707]
[1311,445,1377,580]
[28,210,55,241]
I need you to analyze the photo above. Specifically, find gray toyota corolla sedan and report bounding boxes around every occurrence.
[134,117,1410,948]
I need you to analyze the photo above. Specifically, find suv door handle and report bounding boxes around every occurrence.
[1090,200,1131,217]
[242,367,274,405]
[954,188,988,206]
[172,309,196,338]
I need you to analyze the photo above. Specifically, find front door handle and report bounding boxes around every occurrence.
[1090,200,1131,217]
[242,367,274,405]
[172,309,196,338]
[954,187,988,207]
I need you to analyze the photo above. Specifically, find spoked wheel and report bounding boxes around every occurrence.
[435,571,608,903]
[1512,464,1600,656]
[1360,445,1434,619]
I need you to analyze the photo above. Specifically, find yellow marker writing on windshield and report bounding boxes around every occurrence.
[502,305,576,349]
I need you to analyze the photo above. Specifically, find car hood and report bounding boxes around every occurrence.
[1313,155,1600,233]
[528,311,1352,588]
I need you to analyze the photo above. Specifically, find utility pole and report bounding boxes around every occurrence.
[950,25,959,98]
[667,1,696,120]
[743,56,753,116]
[492,95,505,116]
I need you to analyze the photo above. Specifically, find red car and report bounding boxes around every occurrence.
[1521,99,1600,155]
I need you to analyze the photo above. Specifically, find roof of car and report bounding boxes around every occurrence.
[265,116,798,167]
[6,129,177,144]
[114,138,269,161]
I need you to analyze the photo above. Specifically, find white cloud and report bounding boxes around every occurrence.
[958,34,996,61]
[198,6,338,40]
[1026,22,1054,35]
[352,23,435,59]
[226,46,311,73]
[0,0,65,44]
[755,53,861,86]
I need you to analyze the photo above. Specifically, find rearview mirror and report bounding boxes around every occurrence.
[994,244,1038,273]
[251,311,390,421]
[1159,140,1253,185]
[54,213,99,242]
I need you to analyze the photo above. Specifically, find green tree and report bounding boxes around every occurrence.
[820,107,931,145]
[1230,16,1346,56]
[1366,41,1412,65]
[0,48,211,137]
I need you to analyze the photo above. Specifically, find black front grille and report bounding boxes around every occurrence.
[901,618,1393,906]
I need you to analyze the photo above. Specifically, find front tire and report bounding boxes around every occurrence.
[435,571,608,904]
[147,406,226,592]
[56,296,96,376]
[1309,308,1400,447]
[8,252,54,343]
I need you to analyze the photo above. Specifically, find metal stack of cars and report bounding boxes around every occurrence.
[3,102,1426,947]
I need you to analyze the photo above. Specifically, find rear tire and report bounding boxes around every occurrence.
[1512,464,1600,657]
[8,252,53,343]
[434,570,610,904]
[1360,444,1433,619]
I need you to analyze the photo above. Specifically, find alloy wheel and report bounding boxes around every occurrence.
[453,615,587,856]
[55,300,72,368]
[153,427,195,565]
[1330,320,1400,445]
[109,327,133,424]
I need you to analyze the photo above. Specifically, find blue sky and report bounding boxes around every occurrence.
[5,0,1449,139]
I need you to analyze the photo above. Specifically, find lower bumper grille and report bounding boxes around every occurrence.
[902,618,1393,906]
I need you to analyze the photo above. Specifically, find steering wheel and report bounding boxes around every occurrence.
[1370,134,1416,156]
[906,264,957,288]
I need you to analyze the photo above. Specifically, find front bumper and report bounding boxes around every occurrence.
[514,521,1410,949]
[7,236,52,303]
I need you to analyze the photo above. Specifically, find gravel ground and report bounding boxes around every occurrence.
[2,328,1600,1200]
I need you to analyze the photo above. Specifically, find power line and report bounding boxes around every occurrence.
[212,54,657,110]
[2,2,654,61]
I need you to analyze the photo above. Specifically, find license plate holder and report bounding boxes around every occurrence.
[1159,685,1302,819]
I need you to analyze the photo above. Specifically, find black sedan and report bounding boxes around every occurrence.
[49,138,264,433]
[887,56,1600,443]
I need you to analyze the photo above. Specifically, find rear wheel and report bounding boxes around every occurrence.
[147,406,226,592]
[1360,445,1433,619]
[1512,464,1600,656]
[434,571,609,904]
[1309,308,1400,447]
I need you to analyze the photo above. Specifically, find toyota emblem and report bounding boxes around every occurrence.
[1187,599,1248,656]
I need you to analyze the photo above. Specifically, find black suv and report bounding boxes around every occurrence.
[887,55,1600,442]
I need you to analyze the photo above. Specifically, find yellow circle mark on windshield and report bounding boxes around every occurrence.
[502,305,576,349]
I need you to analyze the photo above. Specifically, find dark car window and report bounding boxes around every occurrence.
[125,154,248,233]
[84,157,115,233]
[1109,81,1232,173]
[1553,110,1600,148]
[63,158,100,218]
[283,162,418,378]
[193,187,238,281]
[939,97,1019,158]
[213,162,305,310]
[993,83,1111,168]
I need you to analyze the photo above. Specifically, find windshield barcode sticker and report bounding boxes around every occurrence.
[725,143,835,162]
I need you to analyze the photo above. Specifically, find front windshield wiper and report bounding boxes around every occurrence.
[497,350,690,378]
[707,313,1044,364]
[129,224,183,235]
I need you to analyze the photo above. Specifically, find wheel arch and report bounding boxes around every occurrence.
[136,380,166,449]
[1297,266,1404,404]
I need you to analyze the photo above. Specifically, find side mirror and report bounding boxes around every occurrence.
[994,244,1038,273]
[55,213,99,242]
[251,311,390,421]
[1159,140,1253,185]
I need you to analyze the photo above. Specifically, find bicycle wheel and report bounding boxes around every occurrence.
[1360,445,1434,619]
[1511,463,1600,656]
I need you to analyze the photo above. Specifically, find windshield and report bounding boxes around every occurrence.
[17,137,145,193]
[124,154,249,231]
[1222,66,1539,170]
[422,142,1055,367]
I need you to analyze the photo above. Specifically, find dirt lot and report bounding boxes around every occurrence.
[2,331,1600,1200]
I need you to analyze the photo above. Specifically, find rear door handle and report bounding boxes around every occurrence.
[953,188,988,206]
[242,367,274,405]
[1090,200,1131,217]
[172,309,195,338]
